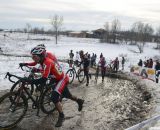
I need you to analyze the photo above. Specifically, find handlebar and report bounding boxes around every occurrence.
[5,72,29,83]
[19,65,32,72]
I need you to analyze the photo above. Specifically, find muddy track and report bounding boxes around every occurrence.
[0,76,153,130]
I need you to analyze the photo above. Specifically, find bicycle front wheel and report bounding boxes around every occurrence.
[78,69,85,83]
[41,87,55,114]
[10,80,34,100]
[66,69,75,84]
[0,92,28,129]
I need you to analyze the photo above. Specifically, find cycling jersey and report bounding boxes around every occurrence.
[46,52,58,63]
[41,57,64,80]
[32,57,68,94]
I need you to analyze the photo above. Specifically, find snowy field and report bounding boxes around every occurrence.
[0,32,160,90]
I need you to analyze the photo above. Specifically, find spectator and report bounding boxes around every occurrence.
[91,53,95,67]
[100,53,103,59]
[121,57,125,70]
[155,60,160,83]
[140,60,148,78]
[113,57,119,72]
[138,59,143,67]
[75,51,80,66]
[69,50,74,67]
[148,58,153,68]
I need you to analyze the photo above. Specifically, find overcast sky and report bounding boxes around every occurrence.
[0,0,160,31]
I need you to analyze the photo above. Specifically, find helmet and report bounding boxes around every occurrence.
[36,44,46,50]
[30,46,45,56]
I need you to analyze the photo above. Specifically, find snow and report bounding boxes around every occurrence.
[0,32,160,90]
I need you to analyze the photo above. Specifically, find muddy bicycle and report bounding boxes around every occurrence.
[66,63,85,84]
[0,72,55,129]
[95,64,100,83]
[10,66,54,99]
[10,66,41,98]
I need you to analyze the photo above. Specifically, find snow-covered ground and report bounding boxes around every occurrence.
[0,32,160,90]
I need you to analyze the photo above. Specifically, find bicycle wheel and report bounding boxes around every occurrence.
[95,67,99,83]
[78,69,85,83]
[41,87,55,114]
[66,69,75,84]
[10,80,34,99]
[0,92,28,129]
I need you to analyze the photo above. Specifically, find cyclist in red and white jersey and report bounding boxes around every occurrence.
[20,46,84,127]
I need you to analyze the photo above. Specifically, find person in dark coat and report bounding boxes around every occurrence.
[79,50,90,86]
[155,60,160,83]
[138,59,143,67]
[148,58,153,68]
[113,57,119,72]
[121,57,125,70]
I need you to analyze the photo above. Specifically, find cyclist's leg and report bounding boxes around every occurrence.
[84,68,89,86]
[62,85,84,112]
[51,91,64,127]
[101,68,105,82]
[52,77,68,127]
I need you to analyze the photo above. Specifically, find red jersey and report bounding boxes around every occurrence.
[46,52,58,63]
[41,57,64,81]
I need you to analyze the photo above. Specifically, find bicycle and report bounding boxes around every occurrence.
[10,66,52,99]
[66,62,85,84]
[95,64,100,83]
[0,72,55,129]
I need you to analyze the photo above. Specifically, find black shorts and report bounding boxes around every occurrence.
[52,86,72,103]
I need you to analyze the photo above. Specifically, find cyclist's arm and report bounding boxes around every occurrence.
[26,62,37,66]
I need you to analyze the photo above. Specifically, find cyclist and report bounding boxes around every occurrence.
[79,50,90,86]
[68,50,74,67]
[23,47,84,127]
[99,56,106,82]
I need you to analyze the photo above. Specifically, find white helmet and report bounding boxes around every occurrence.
[30,46,45,55]
[36,44,46,50]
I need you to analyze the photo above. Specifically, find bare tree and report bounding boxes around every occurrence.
[111,19,121,43]
[143,24,153,42]
[103,22,110,42]
[26,23,31,40]
[131,21,153,53]
[131,21,145,53]
[50,15,63,44]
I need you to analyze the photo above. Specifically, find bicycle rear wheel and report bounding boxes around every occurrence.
[10,80,34,100]
[41,87,55,114]
[78,69,85,83]
[66,69,75,84]
[95,67,99,83]
[0,92,28,129]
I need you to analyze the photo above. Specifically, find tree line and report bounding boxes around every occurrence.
[3,15,160,53]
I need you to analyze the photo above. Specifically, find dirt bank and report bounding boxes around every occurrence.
[0,75,153,130]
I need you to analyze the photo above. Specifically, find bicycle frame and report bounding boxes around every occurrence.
[18,82,44,115]
[6,72,45,116]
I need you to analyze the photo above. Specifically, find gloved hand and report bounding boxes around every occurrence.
[19,63,27,67]
[31,67,40,73]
